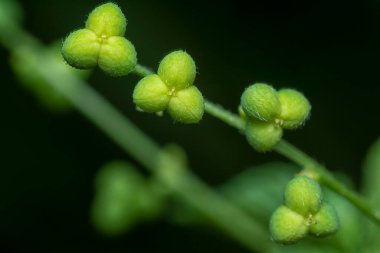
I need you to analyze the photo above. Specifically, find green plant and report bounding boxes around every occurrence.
[1,1,380,252]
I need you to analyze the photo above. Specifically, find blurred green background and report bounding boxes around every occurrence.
[1,0,379,252]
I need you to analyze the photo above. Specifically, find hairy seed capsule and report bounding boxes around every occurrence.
[284,176,323,216]
[133,74,170,113]
[85,3,127,37]
[309,202,339,237]
[61,29,100,69]
[278,89,311,129]
[167,86,204,124]
[98,36,137,77]
[158,50,196,90]
[270,205,308,244]
[241,83,281,121]
[245,119,283,152]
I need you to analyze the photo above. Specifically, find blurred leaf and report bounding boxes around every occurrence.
[219,162,299,225]
[169,163,298,230]
[219,162,364,253]
[0,0,22,26]
[273,241,340,253]
[362,137,380,207]
[321,189,365,253]
[361,137,380,252]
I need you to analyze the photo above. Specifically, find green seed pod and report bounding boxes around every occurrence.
[270,205,308,244]
[91,161,163,235]
[157,50,196,90]
[62,28,100,69]
[278,89,311,129]
[167,86,204,124]
[309,202,339,237]
[245,119,283,152]
[98,36,137,77]
[92,161,143,235]
[241,83,281,121]
[284,176,323,216]
[133,74,170,113]
[85,3,127,37]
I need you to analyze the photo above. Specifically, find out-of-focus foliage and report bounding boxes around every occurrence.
[362,137,380,252]
[219,162,365,253]
[1,0,380,252]
[91,161,163,236]
[10,42,91,113]
[0,0,22,25]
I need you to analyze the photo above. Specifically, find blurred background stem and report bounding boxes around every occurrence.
[0,20,274,252]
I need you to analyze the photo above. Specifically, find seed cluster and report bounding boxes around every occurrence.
[133,51,204,124]
[270,176,339,244]
[61,3,137,77]
[241,83,311,152]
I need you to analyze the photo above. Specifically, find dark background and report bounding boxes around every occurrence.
[1,0,379,252]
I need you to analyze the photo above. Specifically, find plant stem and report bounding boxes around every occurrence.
[158,148,273,252]
[132,64,380,225]
[133,64,154,77]
[134,64,246,130]
[275,140,380,225]
[1,25,272,252]
[40,53,272,251]
[204,100,245,130]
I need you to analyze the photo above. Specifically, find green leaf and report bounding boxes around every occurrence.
[361,137,380,252]
[219,162,364,253]
[321,189,365,253]
[362,137,380,207]
[219,162,298,225]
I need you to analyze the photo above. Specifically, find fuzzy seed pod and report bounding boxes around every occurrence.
[98,36,137,76]
[309,202,339,237]
[133,74,170,113]
[167,86,204,124]
[241,83,281,121]
[61,29,100,69]
[245,119,283,152]
[284,176,323,216]
[270,205,308,244]
[85,3,127,37]
[158,50,196,90]
[278,89,311,129]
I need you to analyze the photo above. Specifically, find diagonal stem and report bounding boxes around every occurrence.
[0,23,273,252]
[133,63,380,225]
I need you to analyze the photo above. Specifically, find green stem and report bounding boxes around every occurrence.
[1,26,272,252]
[133,64,154,77]
[176,172,272,252]
[133,63,380,224]
[275,140,380,225]
[157,148,273,252]
[37,55,161,171]
[134,64,246,130]
[204,100,245,130]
